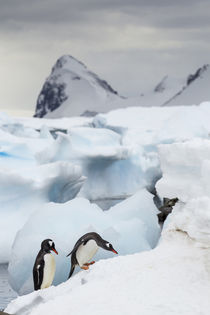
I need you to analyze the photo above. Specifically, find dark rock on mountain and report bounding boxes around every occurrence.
[186,64,208,85]
[34,55,119,118]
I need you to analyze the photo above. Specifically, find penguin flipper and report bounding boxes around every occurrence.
[33,269,39,290]
[68,264,76,279]
[67,234,92,257]
[66,250,73,257]
[33,258,44,290]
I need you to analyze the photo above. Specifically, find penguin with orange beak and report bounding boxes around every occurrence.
[67,232,118,278]
[33,239,58,290]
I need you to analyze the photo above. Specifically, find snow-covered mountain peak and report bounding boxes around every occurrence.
[164,64,210,106]
[153,75,185,94]
[34,55,210,119]
[34,55,119,118]
[52,55,88,76]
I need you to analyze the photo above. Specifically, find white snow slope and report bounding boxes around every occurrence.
[165,64,210,106]
[35,55,120,118]
[6,231,210,315]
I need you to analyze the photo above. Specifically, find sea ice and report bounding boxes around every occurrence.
[0,161,85,263]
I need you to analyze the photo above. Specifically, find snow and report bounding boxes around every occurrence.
[164,197,210,245]
[35,55,120,118]
[166,64,210,106]
[36,128,145,202]
[6,232,210,315]
[156,135,210,246]
[18,115,92,131]
[0,161,84,263]
[34,56,210,119]
[93,102,210,139]
[0,103,210,265]
[8,189,160,295]
[2,99,210,313]
[156,138,210,201]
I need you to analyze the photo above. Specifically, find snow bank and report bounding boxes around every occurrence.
[163,197,210,246]
[155,134,210,254]
[93,102,210,194]
[37,127,128,163]
[6,232,210,315]
[93,102,210,139]
[8,189,160,295]
[157,138,210,201]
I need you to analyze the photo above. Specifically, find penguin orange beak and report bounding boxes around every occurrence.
[52,248,58,255]
[112,249,118,254]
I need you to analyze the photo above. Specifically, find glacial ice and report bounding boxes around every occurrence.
[1,102,210,298]
[0,161,85,263]
[8,189,160,295]
[36,127,147,202]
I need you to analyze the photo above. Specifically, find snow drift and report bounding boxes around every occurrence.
[6,231,210,315]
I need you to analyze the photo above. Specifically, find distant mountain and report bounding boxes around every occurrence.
[34,55,120,118]
[135,75,185,107]
[163,64,210,106]
[34,56,210,118]
[136,64,210,107]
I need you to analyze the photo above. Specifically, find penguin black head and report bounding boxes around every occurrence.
[41,239,58,255]
[100,241,118,254]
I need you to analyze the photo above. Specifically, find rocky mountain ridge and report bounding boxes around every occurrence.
[34,56,210,118]
[34,55,120,118]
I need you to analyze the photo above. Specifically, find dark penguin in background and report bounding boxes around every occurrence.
[33,239,58,290]
[67,232,118,278]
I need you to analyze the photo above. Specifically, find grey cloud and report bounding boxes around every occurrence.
[1,0,210,112]
[0,0,209,28]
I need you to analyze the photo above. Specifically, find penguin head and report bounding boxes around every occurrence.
[41,239,58,255]
[101,241,118,254]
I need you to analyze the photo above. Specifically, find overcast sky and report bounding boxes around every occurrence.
[1,0,210,115]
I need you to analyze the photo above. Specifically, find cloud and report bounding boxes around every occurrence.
[0,0,210,112]
[1,0,209,29]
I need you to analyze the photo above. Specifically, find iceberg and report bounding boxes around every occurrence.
[8,189,160,295]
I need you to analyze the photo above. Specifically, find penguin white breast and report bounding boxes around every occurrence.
[76,239,98,267]
[41,254,56,289]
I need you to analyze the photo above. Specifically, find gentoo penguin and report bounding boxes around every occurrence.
[67,232,118,278]
[33,239,58,290]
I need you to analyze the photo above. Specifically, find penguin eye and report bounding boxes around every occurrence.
[48,241,53,247]
[106,243,111,248]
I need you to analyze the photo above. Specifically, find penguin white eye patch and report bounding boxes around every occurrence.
[106,243,111,247]
[48,241,53,247]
